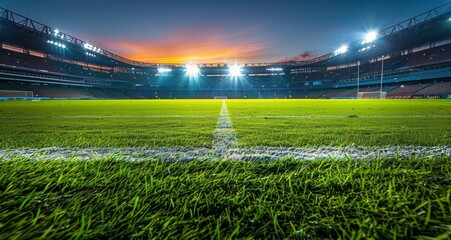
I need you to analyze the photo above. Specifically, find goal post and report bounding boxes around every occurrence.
[0,90,33,98]
[214,96,228,99]
[357,91,387,99]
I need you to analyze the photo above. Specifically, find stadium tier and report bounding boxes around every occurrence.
[0,4,451,99]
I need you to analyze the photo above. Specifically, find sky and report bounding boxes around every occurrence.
[0,0,448,64]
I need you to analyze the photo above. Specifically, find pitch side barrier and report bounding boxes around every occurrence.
[0,97,50,101]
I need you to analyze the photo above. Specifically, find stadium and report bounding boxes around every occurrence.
[0,1,450,239]
[0,4,450,99]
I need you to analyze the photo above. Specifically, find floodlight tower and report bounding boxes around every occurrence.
[380,55,384,98]
[357,61,360,97]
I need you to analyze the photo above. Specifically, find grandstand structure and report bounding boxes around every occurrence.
[0,4,450,99]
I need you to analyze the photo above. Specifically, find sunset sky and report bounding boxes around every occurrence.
[1,0,447,63]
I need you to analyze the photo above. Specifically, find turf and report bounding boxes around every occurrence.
[227,99,451,147]
[0,100,222,116]
[1,99,450,148]
[226,99,451,116]
[0,99,450,239]
[0,100,220,148]
[0,156,450,239]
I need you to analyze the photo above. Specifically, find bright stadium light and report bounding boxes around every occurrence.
[185,64,200,76]
[84,43,94,50]
[229,64,243,77]
[362,31,378,44]
[158,68,172,73]
[334,45,348,55]
[47,40,66,49]
[266,67,283,72]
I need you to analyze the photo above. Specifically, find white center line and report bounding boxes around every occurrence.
[213,100,237,150]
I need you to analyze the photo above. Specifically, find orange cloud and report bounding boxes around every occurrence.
[100,29,271,64]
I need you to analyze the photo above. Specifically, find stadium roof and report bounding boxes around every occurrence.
[1,3,451,67]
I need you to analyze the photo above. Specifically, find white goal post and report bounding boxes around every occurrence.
[357,91,387,99]
[0,90,34,98]
[214,96,228,99]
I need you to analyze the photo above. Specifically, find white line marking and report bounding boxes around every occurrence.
[0,146,449,161]
[213,100,237,150]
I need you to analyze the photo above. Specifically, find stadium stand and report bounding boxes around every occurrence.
[414,82,451,96]
[386,83,431,98]
[0,4,450,99]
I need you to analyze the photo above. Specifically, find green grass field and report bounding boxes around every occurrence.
[0,99,450,239]
[0,99,450,148]
[227,100,451,147]
[1,157,450,239]
[0,100,220,148]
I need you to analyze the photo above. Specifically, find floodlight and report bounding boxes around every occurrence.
[158,68,172,73]
[266,67,283,72]
[334,45,348,55]
[54,29,59,36]
[229,64,243,77]
[84,43,93,49]
[362,31,378,44]
[185,65,200,76]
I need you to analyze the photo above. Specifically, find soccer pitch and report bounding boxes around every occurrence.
[1,99,450,148]
[0,99,450,239]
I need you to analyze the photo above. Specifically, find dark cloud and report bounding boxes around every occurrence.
[279,51,318,62]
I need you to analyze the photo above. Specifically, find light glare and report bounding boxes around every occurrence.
[334,45,348,55]
[186,65,200,76]
[229,64,243,77]
[362,31,378,44]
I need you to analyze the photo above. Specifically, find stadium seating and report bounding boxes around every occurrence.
[414,82,451,95]
[0,14,450,99]
[387,83,431,97]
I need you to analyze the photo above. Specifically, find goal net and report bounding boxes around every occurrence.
[357,91,387,99]
[214,96,228,99]
[0,90,33,98]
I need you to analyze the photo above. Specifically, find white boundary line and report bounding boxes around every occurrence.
[213,100,237,150]
[0,146,449,161]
